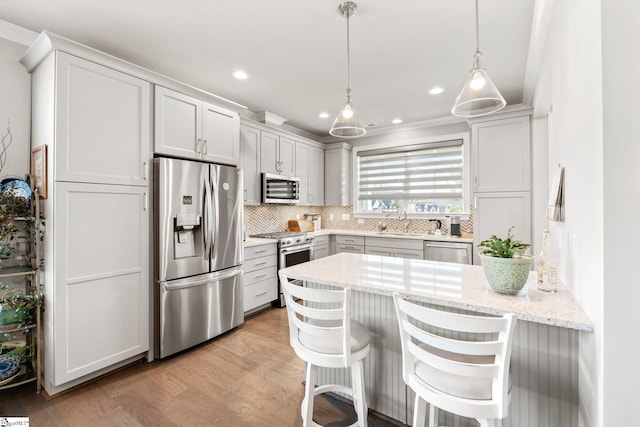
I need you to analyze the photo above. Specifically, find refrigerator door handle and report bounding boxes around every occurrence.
[203,174,213,259]
[210,169,218,253]
[162,268,242,292]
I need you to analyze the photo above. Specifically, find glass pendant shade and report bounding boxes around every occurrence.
[451,0,506,118]
[451,65,506,117]
[330,93,366,138]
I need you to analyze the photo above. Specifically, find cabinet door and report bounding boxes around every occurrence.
[278,136,296,177]
[202,102,239,166]
[365,246,393,257]
[55,52,151,186]
[308,145,324,206]
[54,182,149,385]
[325,145,351,206]
[260,131,280,174]
[240,125,261,205]
[473,192,531,265]
[154,86,202,160]
[295,143,310,205]
[471,115,531,192]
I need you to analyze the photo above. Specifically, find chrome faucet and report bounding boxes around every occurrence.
[399,209,410,233]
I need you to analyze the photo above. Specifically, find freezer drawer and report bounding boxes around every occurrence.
[157,267,243,358]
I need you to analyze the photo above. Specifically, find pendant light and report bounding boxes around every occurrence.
[330,1,366,138]
[451,0,506,118]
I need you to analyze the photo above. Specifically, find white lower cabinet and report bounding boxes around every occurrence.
[243,243,278,313]
[364,237,424,260]
[335,235,365,254]
[311,235,330,259]
[53,182,149,386]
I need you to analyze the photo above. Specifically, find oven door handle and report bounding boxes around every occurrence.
[280,245,312,255]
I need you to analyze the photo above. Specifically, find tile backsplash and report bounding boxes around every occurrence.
[244,205,473,236]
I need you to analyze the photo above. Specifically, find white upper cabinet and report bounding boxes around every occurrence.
[324,143,352,206]
[260,130,295,176]
[155,86,239,165]
[471,115,531,193]
[55,52,151,186]
[240,125,261,205]
[295,141,324,206]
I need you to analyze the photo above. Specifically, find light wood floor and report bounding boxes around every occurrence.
[1,307,398,426]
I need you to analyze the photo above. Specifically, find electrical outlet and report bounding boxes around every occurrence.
[357,219,364,224]
[341,213,350,221]
[329,214,335,220]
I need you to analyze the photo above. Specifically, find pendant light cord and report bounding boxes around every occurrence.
[473,0,482,67]
[346,10,351,97]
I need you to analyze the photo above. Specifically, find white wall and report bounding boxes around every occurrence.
[0,38,30,181]
[536,1,604,426]
[601,2,640,425]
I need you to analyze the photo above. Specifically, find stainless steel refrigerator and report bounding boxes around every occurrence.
[154,157,243,358]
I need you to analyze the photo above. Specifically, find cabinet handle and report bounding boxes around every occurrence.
[254,273,267,279]
[143,192,148,211]
[203,139,208,155]
[195,138,202,155]
[253,261,268,267]
[474,176,478,191]
[474,196,478,210]
[143,162,148,181]
[254,249,267,254]
[244,189,247,202]
[255,290,267,296]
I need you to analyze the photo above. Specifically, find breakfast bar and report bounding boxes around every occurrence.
[280,253,593,427]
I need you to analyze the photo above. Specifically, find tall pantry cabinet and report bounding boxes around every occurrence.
[22,37,150,394]
[469,110,532,264]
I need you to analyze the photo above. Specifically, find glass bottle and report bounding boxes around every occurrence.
[537,229,558,292]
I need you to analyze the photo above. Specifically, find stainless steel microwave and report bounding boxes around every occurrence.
[262,173,300,204]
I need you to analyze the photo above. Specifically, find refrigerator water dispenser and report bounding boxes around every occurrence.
[174,213,201,259]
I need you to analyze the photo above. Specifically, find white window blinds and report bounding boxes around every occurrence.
[357,139,464,209]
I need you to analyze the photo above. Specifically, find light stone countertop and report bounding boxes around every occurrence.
[243,237,278,248]
[308,228,474,243]
[280,252,594,331]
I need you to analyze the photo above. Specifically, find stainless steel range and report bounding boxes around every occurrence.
[250,231,314,307]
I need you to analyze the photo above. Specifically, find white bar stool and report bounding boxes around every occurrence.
[280,272,370,427]
[393,292,517,427]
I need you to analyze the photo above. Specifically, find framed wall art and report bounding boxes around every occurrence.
[31,145,47,199]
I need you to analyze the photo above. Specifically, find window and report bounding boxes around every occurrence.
[354,136,469,216]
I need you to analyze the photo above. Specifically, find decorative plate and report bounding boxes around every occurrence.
[0,178,31,207]
[0,354,21,382]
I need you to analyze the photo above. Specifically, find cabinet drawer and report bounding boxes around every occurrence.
[312,245,329,260]
[244,279,277,312]
[336,243,364,254]
[336,235,365,246]
[244,244,277,260]
[243,255,277,273]
[366,236,423,251]
[313,235,330,246]
[243,266,277,287]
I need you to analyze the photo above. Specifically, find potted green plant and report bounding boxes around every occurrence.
[0,188,31,261]
[0,284,41,327]
[477,226,533,295]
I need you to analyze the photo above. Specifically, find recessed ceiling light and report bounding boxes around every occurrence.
[233,70,248,80]
[392,119,403,124]
[429,87,445,95]
[319,112,330,119]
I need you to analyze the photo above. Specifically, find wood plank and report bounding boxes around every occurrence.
[0,307,397,426]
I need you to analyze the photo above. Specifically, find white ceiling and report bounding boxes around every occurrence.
[0,0,535,139]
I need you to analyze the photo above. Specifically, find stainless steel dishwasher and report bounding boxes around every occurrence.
[424,241,473,264]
